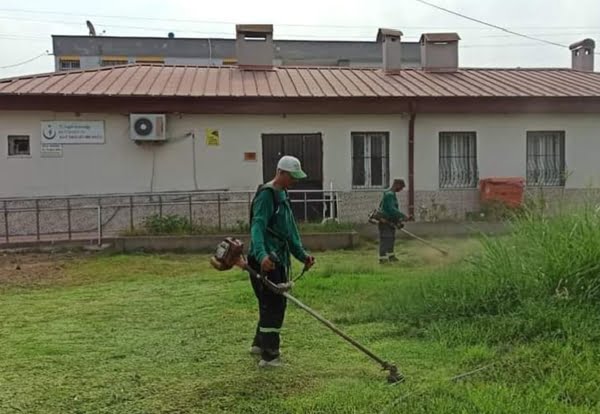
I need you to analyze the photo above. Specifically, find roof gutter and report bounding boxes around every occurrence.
[408,103,416,219]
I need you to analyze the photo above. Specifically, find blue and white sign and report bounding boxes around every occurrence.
[41,121,105,144]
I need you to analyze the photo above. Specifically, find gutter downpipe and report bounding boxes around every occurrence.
[408,103,416,220]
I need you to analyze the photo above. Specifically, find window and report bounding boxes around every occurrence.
[59,59,80,71]
[101,59,128,67]
[439,132,478,188]
[351,132,390,188]
[135,57,164,64]
[8,135,30,157]
[526,131,565,186]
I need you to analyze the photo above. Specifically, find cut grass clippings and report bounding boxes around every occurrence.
[2,209,600,413]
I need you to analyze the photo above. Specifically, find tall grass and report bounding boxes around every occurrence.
[369,202,600,344]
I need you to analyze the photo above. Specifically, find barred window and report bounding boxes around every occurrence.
[8,135,30,157]
[59,59,80,71]
[101,59,128,67]
[439,132,478,189]
[526,131,565,186]
[351,132,390,189]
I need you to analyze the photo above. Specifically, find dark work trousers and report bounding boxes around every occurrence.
[378,223,397,258]
[248,256,288,361]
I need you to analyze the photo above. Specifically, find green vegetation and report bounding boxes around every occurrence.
[2,206,600,413]
[123,214,355,236]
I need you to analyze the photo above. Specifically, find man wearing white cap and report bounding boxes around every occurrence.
[247,155,316,367]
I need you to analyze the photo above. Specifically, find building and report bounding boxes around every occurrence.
[52,27,421,71]
[1,25,600,229]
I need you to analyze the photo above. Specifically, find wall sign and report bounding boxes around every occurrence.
[41,143,63,158]
[41,121,105,144]
[205,128,220,146]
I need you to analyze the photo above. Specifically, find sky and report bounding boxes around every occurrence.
[1,0,599,78]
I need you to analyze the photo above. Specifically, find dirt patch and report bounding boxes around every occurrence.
[0,252,83,288]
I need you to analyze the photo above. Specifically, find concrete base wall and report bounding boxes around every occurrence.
[3,187,600,241]
[114,232,359,253]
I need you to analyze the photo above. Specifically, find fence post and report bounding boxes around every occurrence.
[188,195,193,224]
[129,196,134,231]
[97,205,103,246]
[67,199,72,240]
[159,195,163,218]
[217,193,222,231]
[304,191,308,222]
[3,201,8,243]
[247,192,252,219]
[35,199,40,241]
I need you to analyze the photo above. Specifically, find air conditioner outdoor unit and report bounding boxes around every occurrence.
[129,114,166,141]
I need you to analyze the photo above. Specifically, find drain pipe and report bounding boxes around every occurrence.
[408,105,416,219]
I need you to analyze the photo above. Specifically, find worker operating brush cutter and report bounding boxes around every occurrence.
[246,155,315,368]
[369,178,449,257]
[372,178,408,264]
[210,155,403,383]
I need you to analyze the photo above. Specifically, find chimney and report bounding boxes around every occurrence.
[235,24,274,69]
[420,33,460,72]
[377,28,403,72]
[569,39,595,72]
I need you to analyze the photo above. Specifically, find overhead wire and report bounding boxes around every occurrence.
[2,6,600,31]
[0,51,50,69]
[414,0,600,55]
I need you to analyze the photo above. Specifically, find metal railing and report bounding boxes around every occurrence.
[0,189,340,246]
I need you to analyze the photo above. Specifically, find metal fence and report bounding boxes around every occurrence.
[0,189,340,246]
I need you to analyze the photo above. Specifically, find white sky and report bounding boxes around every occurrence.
[0,0,599,78]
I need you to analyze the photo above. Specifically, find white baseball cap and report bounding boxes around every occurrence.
[277,155,307,179]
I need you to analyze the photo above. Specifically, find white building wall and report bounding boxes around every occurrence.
[0,112,408,197]
[414,113,600,191]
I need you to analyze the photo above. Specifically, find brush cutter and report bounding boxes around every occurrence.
[209,237,404,384]
[368,210,449,256]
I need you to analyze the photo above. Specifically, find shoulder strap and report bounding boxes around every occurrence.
[249,184,281,228]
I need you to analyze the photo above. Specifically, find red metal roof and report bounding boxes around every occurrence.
[2,64,600,99]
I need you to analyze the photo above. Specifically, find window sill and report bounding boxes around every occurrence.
[7,155,32,159]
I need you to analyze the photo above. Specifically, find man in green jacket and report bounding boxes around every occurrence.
[247,155,315,368]
[378,178,407,264]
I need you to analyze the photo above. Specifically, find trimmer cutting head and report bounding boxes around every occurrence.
[385,364,404,384]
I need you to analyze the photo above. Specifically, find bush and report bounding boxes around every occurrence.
[143,214,194,234]
[128,215,354,236]
[369,203,600,344]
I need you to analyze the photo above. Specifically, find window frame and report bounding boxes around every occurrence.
[351,131,390,190]
[59,59,81,71]
[438,131,479,189]
[101,58,129,67]
[7,135,31,158]
[526,130,566,187]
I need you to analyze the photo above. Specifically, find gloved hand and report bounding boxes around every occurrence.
[261,256,276,272]
[304,255,316,270]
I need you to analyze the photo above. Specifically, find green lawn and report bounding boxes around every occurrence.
[1,236,599,413]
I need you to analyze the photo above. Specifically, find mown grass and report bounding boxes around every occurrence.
[2,207,600,413]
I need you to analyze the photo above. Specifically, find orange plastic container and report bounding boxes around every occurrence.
[479,177,525,208]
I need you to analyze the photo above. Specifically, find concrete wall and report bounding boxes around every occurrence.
[0,112,408,197]
[414,113,600,191]
[52,36,422,70]
[3,111,600,227]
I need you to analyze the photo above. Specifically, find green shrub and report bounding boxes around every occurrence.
[142,214,194,234]
[368,203,600,344]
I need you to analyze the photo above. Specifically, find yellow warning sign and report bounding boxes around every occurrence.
[205,129,220,146]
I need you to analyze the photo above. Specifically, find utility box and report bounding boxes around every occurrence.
[479,177,525,208]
